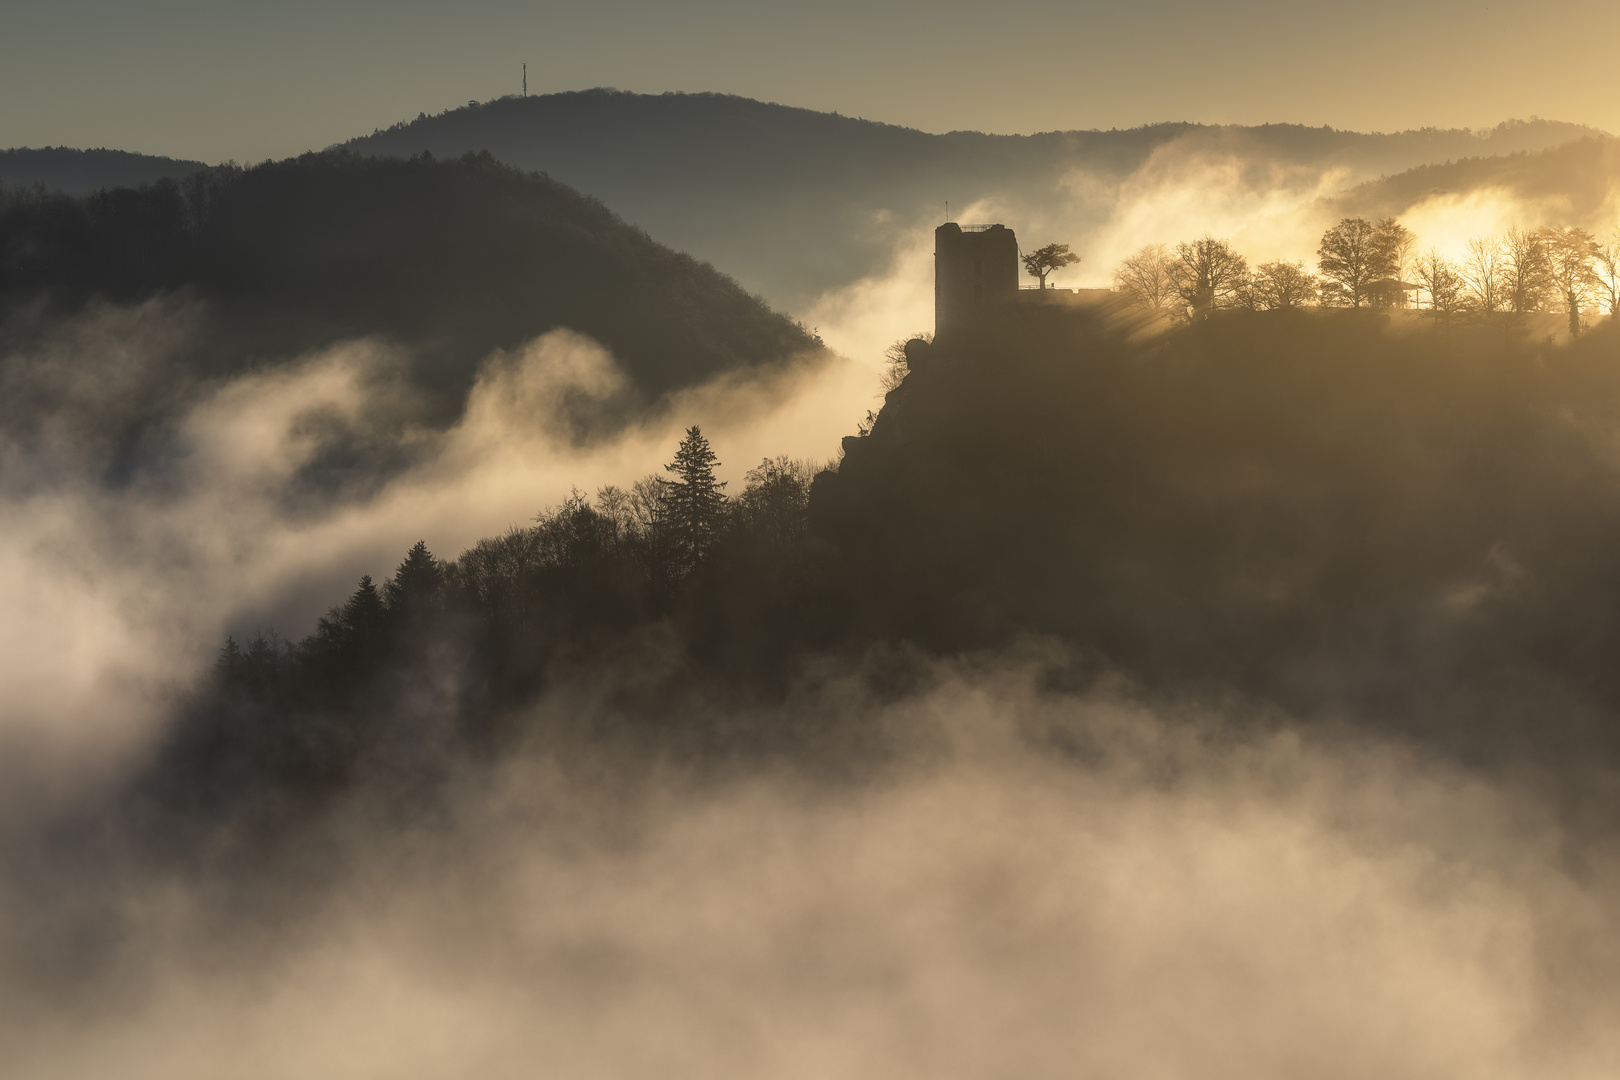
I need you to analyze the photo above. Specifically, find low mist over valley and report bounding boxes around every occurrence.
[6,66,1620,1080]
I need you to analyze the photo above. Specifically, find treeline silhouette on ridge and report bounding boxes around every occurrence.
[1104,216,1620,339]
[0,146,209,198]
[154,440,843,835]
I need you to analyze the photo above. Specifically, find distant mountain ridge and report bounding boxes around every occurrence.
[0,146,208,196]
[341,90,1606,305]
[5,95,1605,309]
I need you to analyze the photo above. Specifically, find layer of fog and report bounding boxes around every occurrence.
[7,146,1620,1076]
[1053,137,1615,276]
[4,135,1609,794]
[5,657,1620,1079]
[5,125,1616,781]
[803,138,1620,363]
[0,301,880,796]
[1396,183,1616,259]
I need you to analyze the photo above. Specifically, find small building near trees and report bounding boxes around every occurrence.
[1365,277,1420,308]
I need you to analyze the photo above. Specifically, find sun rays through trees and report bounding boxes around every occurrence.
[1107,217,1618,334]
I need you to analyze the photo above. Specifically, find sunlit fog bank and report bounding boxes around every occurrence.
[0,306,866,784]
[4,150,1615,791]
[5,660,1620,1080]
[1397,187,1578,261]
[797,135,1620,343]
[803,224,938,361]
[9,108,1620,1080]
[1050,145,1358,280]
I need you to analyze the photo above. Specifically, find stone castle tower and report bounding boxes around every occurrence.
[934,222,1018,340]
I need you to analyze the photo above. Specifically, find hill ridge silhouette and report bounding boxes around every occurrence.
[341,90,1606,306]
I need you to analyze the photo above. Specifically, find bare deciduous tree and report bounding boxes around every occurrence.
[735,456,818,547]
[1171,236,1249,320]
[1252,260,1320,310]
[1413,249,1464,324]
[1595,229,1620,319]
[1112,243,1178,314]
[1544,226,1601,337]
[1502,226,1552,314]
[1381,217,1418,286]
[1463,236,1508,315]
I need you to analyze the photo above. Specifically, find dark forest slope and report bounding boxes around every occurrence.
[0,150,819,428]
[0,146,209,196]
[820,313,1620,759]
[343,91,1603,304]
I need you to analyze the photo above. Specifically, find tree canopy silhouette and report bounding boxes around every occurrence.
[1021,243,1081,289]
[1545,226,1601,337]
[663,425,728,572]
[1170,236,1248,319]
[1251,260,1319,309]
[1112,243,1178,314]
[1317,217,1411,307]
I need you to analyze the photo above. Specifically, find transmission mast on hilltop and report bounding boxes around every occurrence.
[523,63,527,97]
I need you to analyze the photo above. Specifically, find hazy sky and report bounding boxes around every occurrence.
[3,0,1617,163]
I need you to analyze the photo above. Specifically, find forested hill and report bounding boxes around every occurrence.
[0,149,819,407]
[152,308,1620,843]
[818,313,1620,760]
[1322,135,1620,229]
[0,146,208,196]
[342,90,1602,305]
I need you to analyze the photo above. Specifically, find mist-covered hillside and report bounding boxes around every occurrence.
[0,146,209,196]
[342,90,1603,304]
[15,222,1620,1079]
[138,307,1620,854]
[1324,135,1620,231]
[0,150,820,487]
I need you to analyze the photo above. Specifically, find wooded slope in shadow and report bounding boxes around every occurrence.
[0,150,820,479]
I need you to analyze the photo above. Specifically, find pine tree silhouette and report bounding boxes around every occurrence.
[385,541,443,615]
[215,635,243,680]
[663,425,728,571]
[345,575,385,627]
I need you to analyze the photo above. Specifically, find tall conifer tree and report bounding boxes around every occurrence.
[385,540,444,615]
[663,426,727,570]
